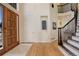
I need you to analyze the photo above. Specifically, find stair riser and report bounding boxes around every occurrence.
[77,20,79,23]
[72,36,79,41]
[77,30,79,32]
[76,33,79,36]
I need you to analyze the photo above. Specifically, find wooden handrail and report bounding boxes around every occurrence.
[58,16,75,29]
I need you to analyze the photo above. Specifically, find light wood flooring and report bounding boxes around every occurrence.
[26,40,64,56]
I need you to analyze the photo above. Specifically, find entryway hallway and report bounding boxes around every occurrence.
[3,40,64,56]
[0,3,78,56]
[27,40,64,56]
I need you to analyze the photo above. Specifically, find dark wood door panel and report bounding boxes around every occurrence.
[0,4,19,55]
[3,7,19,52]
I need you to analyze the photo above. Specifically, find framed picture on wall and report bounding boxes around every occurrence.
[53,22,56,30]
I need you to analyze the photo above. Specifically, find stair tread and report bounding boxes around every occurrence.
[67,39,79,48]
[69,38,79,42]
[72,36,79,38]
[76,32,79,34]
[72,36,79,41]
[63,42,79,55]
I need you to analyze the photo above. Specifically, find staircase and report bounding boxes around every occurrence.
[61,17,79,56]
[58,4,79,56]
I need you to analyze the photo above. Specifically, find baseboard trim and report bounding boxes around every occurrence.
[21,42,34,44]
[21,42,50,44]
[51,39,57,42]
[20,39,57,44]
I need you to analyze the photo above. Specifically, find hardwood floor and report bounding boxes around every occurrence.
[26,40,64,56]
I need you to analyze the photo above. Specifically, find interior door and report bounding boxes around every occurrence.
[41,16,49,42]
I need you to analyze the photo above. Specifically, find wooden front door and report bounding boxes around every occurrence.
[3,7,19,52]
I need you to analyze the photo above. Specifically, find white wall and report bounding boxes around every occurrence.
[19,3,52,42]
[19,3,58,43]
[49,4,58,40]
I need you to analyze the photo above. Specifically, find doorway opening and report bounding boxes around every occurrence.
[0,4,3,50]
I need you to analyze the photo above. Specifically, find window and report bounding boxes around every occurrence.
[0,5,3,31]
[9,3,17,9]
[42,21,47,30]
[0,4,3,48]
